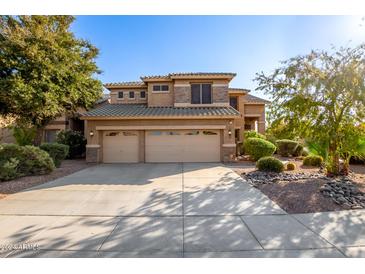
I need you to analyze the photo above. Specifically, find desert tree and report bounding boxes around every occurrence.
[255,44,365,175]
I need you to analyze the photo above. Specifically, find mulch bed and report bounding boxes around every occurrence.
[231,157,365,214]
[0,159,95,199]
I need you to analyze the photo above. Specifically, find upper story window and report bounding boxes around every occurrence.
[140,91,146,99]
[129,91,135,99]
[191,84,212,104]
[153,84,169,92]
[118,91,124,99]
[230,96,238,110]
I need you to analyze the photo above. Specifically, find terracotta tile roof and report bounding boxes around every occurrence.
[141,72,236,80]
[105,73,237,87]
[244,94,271,104]
[104,81,146,87]
[82,104,240,118]
[228,88,250,93]
[169,72,236,77]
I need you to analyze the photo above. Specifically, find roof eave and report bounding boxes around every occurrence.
[244,101,271,105]
[140,77,171,82]
[80,114,240,120]
[169,74,236,80]
[104,84,147,90]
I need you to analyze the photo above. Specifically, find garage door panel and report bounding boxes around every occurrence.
[146,130,220,163]
[103,131,139,163]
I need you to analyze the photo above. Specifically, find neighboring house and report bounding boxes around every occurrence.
[81,72,269,163]
[0,94,110,144]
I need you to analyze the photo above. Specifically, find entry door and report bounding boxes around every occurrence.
[103,131,139,163]
[145,130,220,162]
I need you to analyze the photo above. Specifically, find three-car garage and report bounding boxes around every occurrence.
[102,129,221,163]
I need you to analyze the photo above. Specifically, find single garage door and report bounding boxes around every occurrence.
[145,130,220,162]
[103,131,139,163]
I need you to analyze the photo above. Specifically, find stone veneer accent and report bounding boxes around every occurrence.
[222,146,236,162]
[174,86,191,103]
[175,84,229,104]
[212,85,229,103]
[86,146,100,163]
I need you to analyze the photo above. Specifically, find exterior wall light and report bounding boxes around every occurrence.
[229,121,233,125]
[89,130,94,137]
[228,130,232,136]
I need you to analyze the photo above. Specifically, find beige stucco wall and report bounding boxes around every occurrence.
[147,81,174,107]
[84,118,236,163]
[244,104,266,134]
[244,104,265,115]
[109,87,148,104]
[0,127,15,143]
[230,95,245,129]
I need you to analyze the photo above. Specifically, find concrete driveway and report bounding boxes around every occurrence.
[0,163,363,258]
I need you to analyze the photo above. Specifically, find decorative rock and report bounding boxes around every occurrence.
[319,178,365,209]
[242,170,365,209]
[335,197,347,204]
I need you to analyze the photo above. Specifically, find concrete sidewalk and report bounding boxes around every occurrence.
[0,163,363,258]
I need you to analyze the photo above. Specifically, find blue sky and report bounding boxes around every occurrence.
[71,16,365,99]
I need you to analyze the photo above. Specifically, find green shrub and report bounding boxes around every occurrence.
[266,135,277,146]
[292,144,304,157]
[12,126,37,146]
[256,156,284,172]
[244,130,266,140]
[244,137,276,161]
[56,130,86,159]
[21,145,55,175]
[40,143,69,167]
[0,144,55,181]
[286,162,296,171]
[0,158,19,181]
[276,139,299,157]
[303,155,323,167]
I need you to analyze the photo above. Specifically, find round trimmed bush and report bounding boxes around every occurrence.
[256,156,284,172]
[56,130,86,159]
[286,162,296,171]
[40,143,69,167]
[303,155,323,167]
[276,139,299,157]
[244,137,276,161]
[0,144,55,181]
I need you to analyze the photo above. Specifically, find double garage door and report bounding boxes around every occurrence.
[102,130,220,163]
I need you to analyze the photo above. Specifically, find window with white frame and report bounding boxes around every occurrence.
[129,91,135,99]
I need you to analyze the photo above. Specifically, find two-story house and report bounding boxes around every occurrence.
[81,72,269,163]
